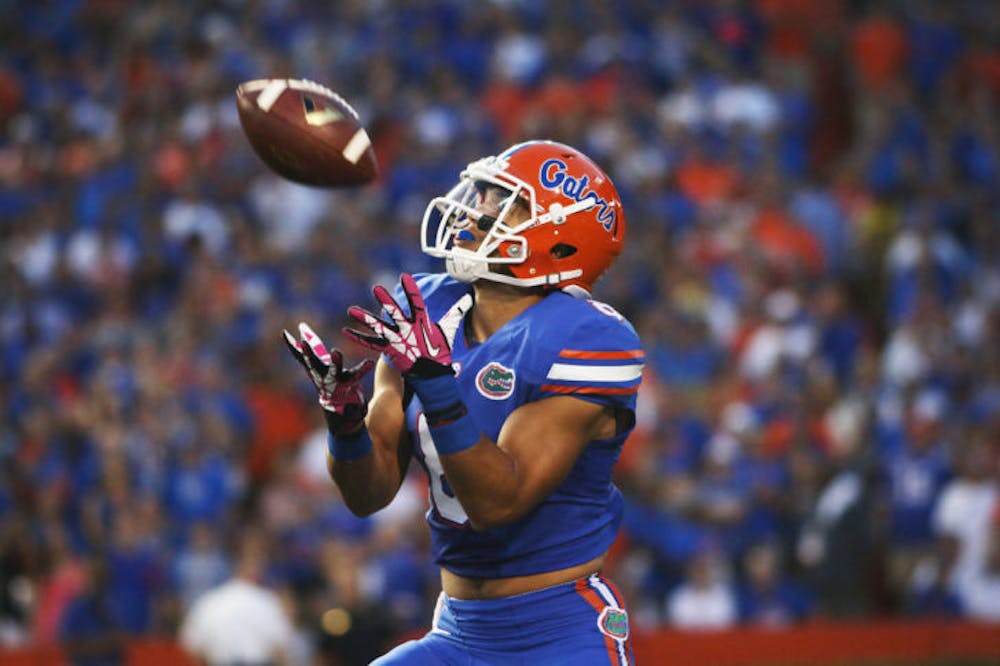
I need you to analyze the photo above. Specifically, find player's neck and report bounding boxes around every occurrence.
[467,282,544,343]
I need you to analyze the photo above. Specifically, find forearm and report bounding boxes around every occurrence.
[327,389,409,516]
[414,377,598,531]
[327,443,403,517]
[438,439,523,530]
[406,374,521,528]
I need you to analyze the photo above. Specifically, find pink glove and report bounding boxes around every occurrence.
[283,322,374,434]
[345,273,454,379]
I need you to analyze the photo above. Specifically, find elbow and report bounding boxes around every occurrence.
[328,474,394,518]
[342,496,388,518]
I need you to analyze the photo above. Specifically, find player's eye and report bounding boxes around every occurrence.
[477,185,512,211]
[474,182,497,205]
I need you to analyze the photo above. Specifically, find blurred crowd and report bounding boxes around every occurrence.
[1,0,999,664]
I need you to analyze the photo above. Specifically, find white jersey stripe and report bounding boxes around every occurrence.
[546,363,643,383]
[590,575,622,610]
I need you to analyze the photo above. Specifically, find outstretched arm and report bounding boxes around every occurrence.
[284,323,410,517]
[327,357,412,516]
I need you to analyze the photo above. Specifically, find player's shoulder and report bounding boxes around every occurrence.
[404,272,471,318]
[524,291,644,401]
[409,272,466,298]
[533,290,642,352]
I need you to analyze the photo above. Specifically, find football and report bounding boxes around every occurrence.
[235,78,378,187]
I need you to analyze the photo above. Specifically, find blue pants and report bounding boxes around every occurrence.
[371,573,634,665]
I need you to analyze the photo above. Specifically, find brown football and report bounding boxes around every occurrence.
[235,78,378,187]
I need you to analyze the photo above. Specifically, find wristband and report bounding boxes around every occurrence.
[327,428,373,461]
[323,404,366,437]
[427,412,480,456]
[407,375,480,456]
[406,373,463,414]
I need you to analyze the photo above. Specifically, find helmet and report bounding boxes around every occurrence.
[421,140,625,291]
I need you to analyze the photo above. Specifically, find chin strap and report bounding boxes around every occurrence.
[533,198,595,226]
[446,259,584,289]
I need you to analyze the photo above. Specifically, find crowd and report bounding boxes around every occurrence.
[1,0,998,663]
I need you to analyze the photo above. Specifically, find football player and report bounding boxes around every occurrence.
[285,141,642,664]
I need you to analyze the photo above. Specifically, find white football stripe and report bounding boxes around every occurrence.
[546,363,643,382]
[240,79,272,92]
[256,79,287,112]
[342,129,371,164]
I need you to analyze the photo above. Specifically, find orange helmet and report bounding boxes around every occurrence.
[421,140,625,291]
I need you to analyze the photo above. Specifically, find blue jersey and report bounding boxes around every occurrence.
[399,274,643,579]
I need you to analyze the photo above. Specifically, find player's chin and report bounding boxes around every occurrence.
[492,264,515,277]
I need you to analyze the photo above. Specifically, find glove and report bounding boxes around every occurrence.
[344,273,454,379]
[283,322,374,435]
[346,274,479,456]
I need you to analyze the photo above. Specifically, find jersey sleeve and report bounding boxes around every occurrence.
[537,304,644,411]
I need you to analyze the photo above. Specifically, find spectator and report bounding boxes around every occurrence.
[849,6,908,91]
[923,436,1000,617]
[58,557,127,666]
[179,532,297,666]
[881,389,952,601]
[667,548,738,630]
[960,496,1000,621]
[736,541,812,626]
[172,522,231,611]
[312,537,397,666]
[796,450,876,618]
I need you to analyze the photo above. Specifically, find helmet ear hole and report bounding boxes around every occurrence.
[551,243,577,259]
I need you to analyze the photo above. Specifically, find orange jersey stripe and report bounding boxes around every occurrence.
[559,349,645,360]
[575,580,621,665]
[575,579,604,611]
[541,384,640,395]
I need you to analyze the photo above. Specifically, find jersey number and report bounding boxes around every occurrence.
[415,413,469,525]
[589,300,626,321]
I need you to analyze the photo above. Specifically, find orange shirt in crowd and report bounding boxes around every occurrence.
[964,48,1000,96]
[755,0,844,61]
[675,158,738,204]
[480,80,532,143]
[245,385,311,482]
[751,208,826,274]
[849,15,908,89]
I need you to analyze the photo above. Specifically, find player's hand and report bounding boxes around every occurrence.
[345,273,454,379]
[283,322,374,435]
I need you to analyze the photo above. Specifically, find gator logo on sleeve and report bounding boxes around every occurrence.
[598,607,629,641]
[475,362,516,400]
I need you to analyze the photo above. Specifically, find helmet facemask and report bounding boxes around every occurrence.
[421,155,594,288]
